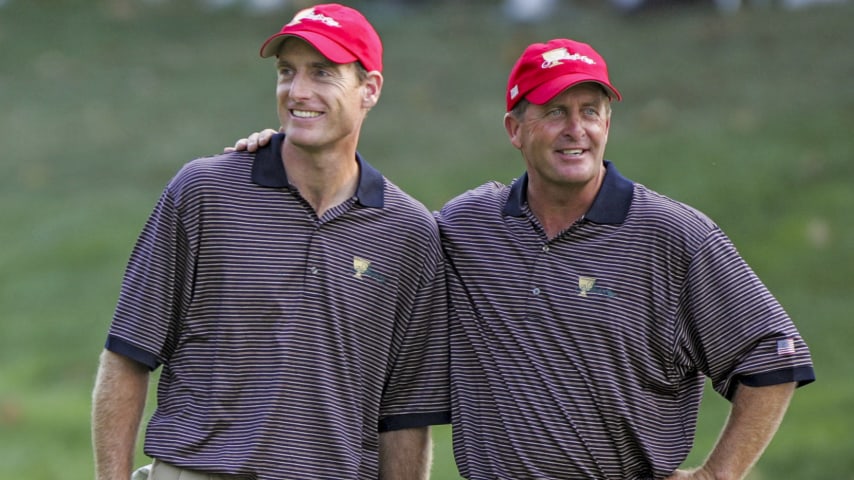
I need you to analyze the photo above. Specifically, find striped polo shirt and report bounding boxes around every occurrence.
[438,161,814,480]
[105,134,450,479]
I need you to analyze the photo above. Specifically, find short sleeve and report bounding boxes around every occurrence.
[106,184,193,370]
[378,240,451,431]
[675,228,815,400]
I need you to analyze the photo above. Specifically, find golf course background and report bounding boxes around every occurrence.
[1,1,851,478]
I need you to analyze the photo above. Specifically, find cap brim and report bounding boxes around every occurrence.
[526,74,622,104]
[259,31,359,64]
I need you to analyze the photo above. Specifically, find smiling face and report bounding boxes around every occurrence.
[505,83,611,196]
[274,38,382,154]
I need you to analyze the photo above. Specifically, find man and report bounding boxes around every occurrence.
[231,38,815,479]
[439,38,814,479]
[91,4,449,480]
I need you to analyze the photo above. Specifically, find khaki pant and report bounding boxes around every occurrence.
[141,459,247,480]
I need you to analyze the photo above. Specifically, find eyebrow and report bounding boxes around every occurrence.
[555,90,609,107]
[276,59,339,70]
[543,97,603,109]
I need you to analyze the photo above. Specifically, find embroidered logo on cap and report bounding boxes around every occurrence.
[288,7,342,28]
[541,47,595,69]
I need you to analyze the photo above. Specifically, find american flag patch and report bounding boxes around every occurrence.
[777,338,796,355]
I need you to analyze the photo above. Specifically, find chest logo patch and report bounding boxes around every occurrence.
[353,256,385,283]
[576,276,617,298]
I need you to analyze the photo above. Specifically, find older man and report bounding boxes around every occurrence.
[438,38,814,479]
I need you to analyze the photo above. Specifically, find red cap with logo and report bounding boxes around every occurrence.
[259,3,383,73]
[506,38,621,111]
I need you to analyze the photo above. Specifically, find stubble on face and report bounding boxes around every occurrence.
[515,84,611,192]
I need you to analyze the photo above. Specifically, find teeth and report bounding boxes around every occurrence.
[292,110,321,118]
[562,149,583,155]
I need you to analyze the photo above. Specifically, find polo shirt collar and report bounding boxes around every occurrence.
[251,133,385,208]
[503,160,634,224]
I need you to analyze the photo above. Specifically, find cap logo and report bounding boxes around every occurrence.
[510,84,520,100]
[541,47,595,69]
[287,7,342,28]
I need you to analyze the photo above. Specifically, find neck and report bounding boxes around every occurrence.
[527,175,603,240]
[281,142,360,218]
[527,190,587,239]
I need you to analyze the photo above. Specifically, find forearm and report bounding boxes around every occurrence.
[693,382,796,480]
[378,426,432,480]
[92,349,150,480]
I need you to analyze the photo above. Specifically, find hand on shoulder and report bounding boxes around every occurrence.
[224,128,280,153]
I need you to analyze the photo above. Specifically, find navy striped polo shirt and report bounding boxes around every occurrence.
[105,134,450,479]
[438,161,814,480]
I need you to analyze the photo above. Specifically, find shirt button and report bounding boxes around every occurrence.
[309,266,318,275]
[542,245,550,252]
[532,287,541,295]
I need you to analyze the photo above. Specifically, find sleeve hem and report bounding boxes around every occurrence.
[378,411,451,432]
[105,334,160,371]
[729,365,816,399]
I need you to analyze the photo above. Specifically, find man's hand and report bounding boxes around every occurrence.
[664,467,715,479]
[224,128,279,153]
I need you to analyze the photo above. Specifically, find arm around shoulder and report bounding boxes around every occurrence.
[92,349,151,480]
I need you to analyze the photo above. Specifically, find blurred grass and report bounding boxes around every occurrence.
[1,1,852,479]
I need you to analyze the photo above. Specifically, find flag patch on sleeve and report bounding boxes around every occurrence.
[776,338,796,355]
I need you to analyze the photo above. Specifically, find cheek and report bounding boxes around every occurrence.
[595,121,610,142]
[279,92,299,119]
[275,83,287,102]
[525,122,557,146]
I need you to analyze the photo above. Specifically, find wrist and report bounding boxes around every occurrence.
[696,464,736,480]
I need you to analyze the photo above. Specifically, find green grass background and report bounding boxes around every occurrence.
[1,1,852,478]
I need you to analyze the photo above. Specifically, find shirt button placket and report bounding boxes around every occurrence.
[530,244,550,296]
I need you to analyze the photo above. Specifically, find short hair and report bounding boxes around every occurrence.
[509,85,612,119]
[355,62,369,83]
[509,98,530,119]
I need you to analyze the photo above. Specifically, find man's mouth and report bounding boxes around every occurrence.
[291,109,322,119]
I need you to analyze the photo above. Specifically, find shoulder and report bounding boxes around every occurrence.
[439,180,511,222]
[381,179,441,237]
[629,183,718,238]
[172,151,251,182]
[168,151,253,197]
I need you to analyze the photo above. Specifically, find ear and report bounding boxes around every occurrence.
[605,106,612,131]
[504,112,523,150]
[601,104,611,141]
[362,71,383,109]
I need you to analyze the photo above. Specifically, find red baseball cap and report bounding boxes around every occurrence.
[259,3,383,73]
[506,38,621,111]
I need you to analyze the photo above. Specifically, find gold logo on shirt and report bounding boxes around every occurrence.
[578,276,596,297]
[576,276,617,298]
[352,256,386,283]
[353,256,370,279]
